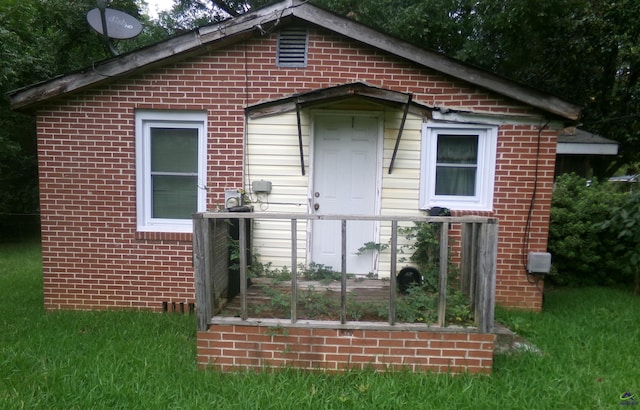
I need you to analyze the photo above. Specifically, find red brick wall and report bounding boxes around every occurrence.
[35,26,554,311]
[492,125,557,310]
[197,322,495,374]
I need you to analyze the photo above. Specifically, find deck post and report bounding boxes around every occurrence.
[389,220,398,325]
[239,218,248,321]
[291,219,298,323]
[340,219,347,324]
[460,222,479,310]
[437,222,449,327]
[460,223,472,296]
[475,220,498,333]
[193,215,211,331]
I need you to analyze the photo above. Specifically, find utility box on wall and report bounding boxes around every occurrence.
[527,252,552,274]
[252,180,272,194]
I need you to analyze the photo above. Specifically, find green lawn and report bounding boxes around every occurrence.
[1,240,639,409]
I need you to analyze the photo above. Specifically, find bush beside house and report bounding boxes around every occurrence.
[548,173,634,289]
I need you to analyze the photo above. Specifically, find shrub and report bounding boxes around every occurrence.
[600,187,640,294]
[548,173,628,286]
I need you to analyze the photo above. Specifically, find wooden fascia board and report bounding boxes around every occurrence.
[197,0,295,41]
[294,83,411,105]
[248,99,430,119]
[9,31,206,110]
[9,2,296,111]
[344,86,411,105]
[291,4,581,121]
[246,83,422,119]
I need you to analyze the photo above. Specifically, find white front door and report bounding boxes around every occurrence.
[311,114,380,275]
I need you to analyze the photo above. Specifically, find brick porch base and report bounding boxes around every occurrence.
[197,319,495,374]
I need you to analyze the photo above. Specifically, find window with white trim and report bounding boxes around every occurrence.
[135,111,207,232]
[420,122,497,211]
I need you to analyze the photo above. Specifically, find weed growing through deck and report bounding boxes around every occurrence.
[395,284,437,322]
[267,265,292,285]
[237,218,474,323]
[244,260,474,324]
[300,285,337,318]
[356,241,389,255]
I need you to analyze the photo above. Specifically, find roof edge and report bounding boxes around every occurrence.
[9,0,581,121]
[289,3,581,121]
[8,1,297,110]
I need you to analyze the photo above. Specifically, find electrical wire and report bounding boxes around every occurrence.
[522,120,550,294]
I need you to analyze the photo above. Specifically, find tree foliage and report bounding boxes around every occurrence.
[601,188,640,294]
[0,0,170,237]
[155,0,273,33]
[548,173,630,287]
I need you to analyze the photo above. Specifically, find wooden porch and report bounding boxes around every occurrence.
[192,213,498,333]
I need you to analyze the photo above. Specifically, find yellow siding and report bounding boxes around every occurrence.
[246,112,310,269]
[246,106,426,277]
[378,111,424,276]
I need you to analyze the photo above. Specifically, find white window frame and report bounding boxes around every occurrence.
[420,122,497,211]
[135,110,207,233]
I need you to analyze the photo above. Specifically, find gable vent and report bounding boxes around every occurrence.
[277,27,308,67]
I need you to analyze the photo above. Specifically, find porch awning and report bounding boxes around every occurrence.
[245,82,428,118]
[245,82,429,175]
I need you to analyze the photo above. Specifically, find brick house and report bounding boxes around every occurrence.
[9,0,580,316]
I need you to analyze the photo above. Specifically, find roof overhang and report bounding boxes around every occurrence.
[556,143,619,155]
[609,174,638,183]
[246,82,428,118]
[8,0,582,121]
[246,82,423,175]
[557,129,619,155]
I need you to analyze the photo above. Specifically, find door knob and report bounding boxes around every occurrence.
[314,203,319,211]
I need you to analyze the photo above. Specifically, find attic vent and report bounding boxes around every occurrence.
[277,27,308,67]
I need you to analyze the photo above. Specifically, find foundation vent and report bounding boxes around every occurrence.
[162,301,195,314]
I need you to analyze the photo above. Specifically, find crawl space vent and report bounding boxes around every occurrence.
[277,27,308,67]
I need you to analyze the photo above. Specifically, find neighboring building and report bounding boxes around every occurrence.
[555,127,619,178]
[9,0,580,312]
[609,174,638,192]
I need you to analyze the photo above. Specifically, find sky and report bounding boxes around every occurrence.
[144,0,175,18]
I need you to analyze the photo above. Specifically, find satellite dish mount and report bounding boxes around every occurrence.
[87,0,143,56]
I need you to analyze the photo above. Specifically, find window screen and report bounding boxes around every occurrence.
[150,128,198,219]
[434,134,478,196]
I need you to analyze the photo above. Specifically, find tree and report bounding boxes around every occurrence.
[155,0,273,33]
[455,0,640,177]
[314,0,477,55]
[601,188,640,295]
[0,0,170,238]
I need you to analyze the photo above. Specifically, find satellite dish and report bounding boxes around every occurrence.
[87,8,142,39]
[87,2,142,56]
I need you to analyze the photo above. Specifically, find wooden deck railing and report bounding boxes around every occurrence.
[192,213,497,333]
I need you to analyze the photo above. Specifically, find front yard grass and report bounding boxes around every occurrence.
[1,240,639,408]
